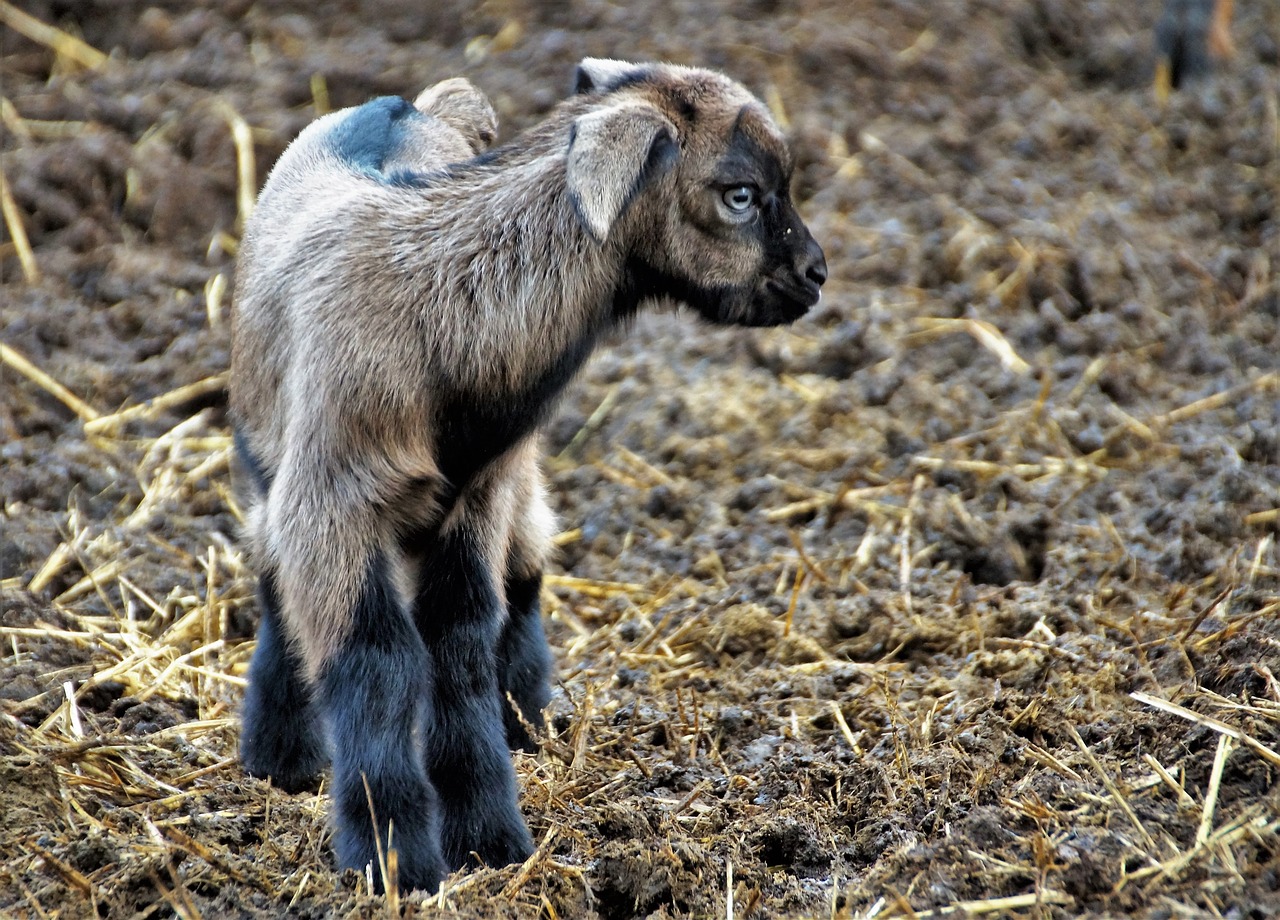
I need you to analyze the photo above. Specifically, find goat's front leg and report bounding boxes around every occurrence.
[497,446,554,752]
[409,517,534,870]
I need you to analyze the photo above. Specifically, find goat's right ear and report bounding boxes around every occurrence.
[566,103,679,245]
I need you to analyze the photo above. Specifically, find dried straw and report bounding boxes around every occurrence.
[212,101,257,231]
[1067,723,1158,851]
[1195,733,1234,847]
[1,343,100,421]
[0,1,108,70]
[904,317,1032,375]
[84,374,228,436]
[883,890,1072,918]
[1132,691,1280,770]
[0,98,88,140]
[0,166,40,283]
[1150,372,1279,429]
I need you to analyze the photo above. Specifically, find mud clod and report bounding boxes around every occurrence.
[3,0,1279,918]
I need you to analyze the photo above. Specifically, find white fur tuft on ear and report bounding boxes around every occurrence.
[565,102,678,245]
[573,58,640,95]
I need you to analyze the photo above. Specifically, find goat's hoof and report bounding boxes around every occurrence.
[240,736,329,793]
[445,820,534,871]
[339,825,447,895]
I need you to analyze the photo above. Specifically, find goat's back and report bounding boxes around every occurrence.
[230,87,493,472]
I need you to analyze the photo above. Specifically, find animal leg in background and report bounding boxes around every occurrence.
[498,565,551,753]
[496,448,554,753]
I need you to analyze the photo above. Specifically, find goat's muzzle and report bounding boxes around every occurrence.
[754,235,826,324]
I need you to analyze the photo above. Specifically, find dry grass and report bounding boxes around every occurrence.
[4,314,1277,916]
[3,0,1279,917]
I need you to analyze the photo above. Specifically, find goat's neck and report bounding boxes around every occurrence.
[399,149,627,335]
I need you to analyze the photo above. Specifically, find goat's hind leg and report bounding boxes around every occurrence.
[240,568,329,791]
[319,550,446,893]
[236,432,329,791]
[411,515,534,870]
[266,453,446,893]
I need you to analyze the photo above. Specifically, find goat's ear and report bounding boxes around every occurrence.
[572,58,639,95]
[566,103,679,245]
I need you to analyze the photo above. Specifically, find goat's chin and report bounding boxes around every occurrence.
[691,287,814,328]
[741,303,812,327]
[750,289,815,326]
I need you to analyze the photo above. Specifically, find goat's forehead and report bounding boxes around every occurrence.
[636,71,790,161]
[665,72,758,119]
[702,104,790,191]
[731,104,790,169]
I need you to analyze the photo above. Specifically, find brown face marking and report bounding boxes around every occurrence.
[732,105,793,181]
[712,106,790,196]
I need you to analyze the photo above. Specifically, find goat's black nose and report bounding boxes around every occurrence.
[801,238,828,288]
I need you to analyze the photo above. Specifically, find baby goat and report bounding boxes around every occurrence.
[230,59,826,893]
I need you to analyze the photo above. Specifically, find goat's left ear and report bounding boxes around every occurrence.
[566,103,679,245]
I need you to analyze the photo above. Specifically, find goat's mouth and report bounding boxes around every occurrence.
[765,277,822,309]
[744,276,819,325]
[705,289,811,328]
[676,275,816,328]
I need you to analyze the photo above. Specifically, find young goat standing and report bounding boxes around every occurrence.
[230,59,826,893]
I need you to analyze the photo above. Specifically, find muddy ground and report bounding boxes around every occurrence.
[2,0,1279,917]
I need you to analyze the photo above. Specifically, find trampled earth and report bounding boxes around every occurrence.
[2,1,1278,917]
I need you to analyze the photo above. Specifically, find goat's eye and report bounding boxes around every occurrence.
[722,186,756,212]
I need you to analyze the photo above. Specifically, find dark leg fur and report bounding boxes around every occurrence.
[237,429,328,791]
[319,553,446,893]
[497,572,551,752]
[233,427,273,494]
[412,528,534,870]
[240,571,329,792]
